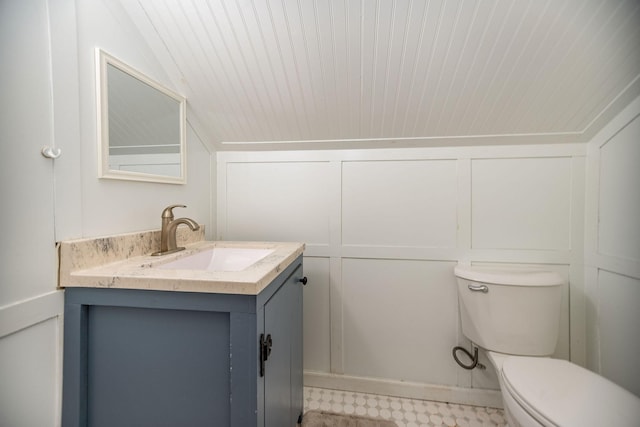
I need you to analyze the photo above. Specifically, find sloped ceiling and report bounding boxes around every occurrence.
[120,0,640,151]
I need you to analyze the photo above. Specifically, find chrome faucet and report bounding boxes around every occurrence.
[152,204,200,256]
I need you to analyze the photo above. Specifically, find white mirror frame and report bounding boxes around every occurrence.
[96,48,187,184]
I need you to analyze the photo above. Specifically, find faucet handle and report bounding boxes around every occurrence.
[161,204,187,219]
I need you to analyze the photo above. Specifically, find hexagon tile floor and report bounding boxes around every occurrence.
[303,387,507,427]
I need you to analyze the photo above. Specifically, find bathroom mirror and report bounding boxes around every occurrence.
[96,49,186,184]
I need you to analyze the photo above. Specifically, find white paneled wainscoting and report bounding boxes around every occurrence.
[584,96,640,397]
[217,142,587,407]
[0,292,64,426]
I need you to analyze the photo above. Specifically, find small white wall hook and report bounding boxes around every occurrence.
[41,146,62,159]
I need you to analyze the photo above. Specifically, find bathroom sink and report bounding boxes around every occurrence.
[156,247,274,272]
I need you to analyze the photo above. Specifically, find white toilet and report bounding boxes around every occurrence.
[454,264,640,427]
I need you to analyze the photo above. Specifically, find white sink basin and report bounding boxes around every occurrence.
[157,247,274,272]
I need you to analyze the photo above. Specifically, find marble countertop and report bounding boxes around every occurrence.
[59,232,304,295]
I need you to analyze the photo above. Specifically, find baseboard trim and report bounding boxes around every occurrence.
[304,371,503,409]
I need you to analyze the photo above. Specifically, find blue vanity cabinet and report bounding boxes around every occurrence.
[61,256,303,427]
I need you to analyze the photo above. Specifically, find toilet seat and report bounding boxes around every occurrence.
[501,356,640,427]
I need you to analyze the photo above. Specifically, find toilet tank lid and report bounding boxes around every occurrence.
[454,265,564,287]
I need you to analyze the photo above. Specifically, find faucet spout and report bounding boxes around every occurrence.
[152,205,200,256]
[165,218,200,254]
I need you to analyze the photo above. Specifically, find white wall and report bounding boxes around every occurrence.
[218,143,586,405]
[65,0,212,240]
[585,95,640,397]
[1,1,213,425]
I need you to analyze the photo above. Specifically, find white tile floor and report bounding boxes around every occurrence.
[304,386,507,427]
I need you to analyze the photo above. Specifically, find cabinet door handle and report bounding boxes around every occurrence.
[299,277,308,285]
[259,333,273,377]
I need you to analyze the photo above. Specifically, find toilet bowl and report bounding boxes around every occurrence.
[487,352,640,427]
[454,265,640,427]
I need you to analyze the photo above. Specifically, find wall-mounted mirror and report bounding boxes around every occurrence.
[96,49,186,184]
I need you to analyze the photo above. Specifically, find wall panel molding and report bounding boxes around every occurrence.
[584,96,640,396]
[0,291,64,339]
[0,291,64,427]
[218,143,586,163]
[218,142,587,402]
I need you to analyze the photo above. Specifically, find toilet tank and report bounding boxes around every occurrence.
[454,265,563,356]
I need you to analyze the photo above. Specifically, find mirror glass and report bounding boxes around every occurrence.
[96,49,186,184]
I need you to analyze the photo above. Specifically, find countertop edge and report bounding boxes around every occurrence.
[60,241,305,295]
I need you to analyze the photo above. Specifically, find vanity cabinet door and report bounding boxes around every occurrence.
[263,266,303,427]
[85,306,231,427]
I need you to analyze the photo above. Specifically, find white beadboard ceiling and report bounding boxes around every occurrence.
[119,0,640,150]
